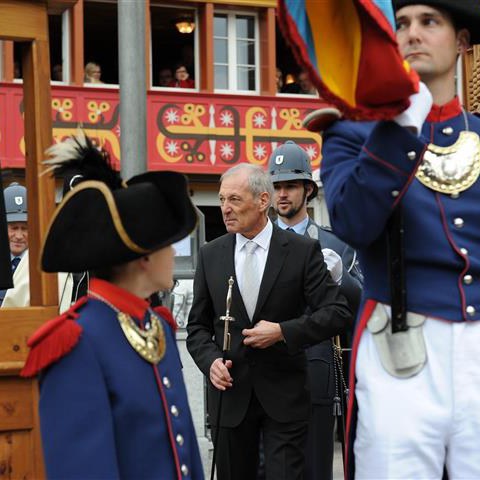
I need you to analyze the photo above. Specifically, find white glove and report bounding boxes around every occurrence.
[393,81,433,136]
[322,248,343,285]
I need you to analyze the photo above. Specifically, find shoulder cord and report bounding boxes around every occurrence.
[332,340,349,416]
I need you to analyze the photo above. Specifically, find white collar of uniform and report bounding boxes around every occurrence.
[277,215,309,235]
[236,218,273,252]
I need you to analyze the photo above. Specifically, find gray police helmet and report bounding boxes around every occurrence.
[268,140,319,201]
[4,183,27,222]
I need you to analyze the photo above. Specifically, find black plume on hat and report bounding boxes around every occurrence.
[393,0,480,45]
[41,132,197,273]
[44,131,123,192]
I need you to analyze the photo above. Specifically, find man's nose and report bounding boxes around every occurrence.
[406,21,422,43]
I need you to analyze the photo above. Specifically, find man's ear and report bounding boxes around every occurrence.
[305,182,314,200]
[457,28,470,54]
[258,191,270,212]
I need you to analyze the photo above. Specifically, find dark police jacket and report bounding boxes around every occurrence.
[302,218,363,405]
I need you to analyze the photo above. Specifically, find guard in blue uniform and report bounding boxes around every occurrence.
[316,1,480,479]
[21,132,204,480]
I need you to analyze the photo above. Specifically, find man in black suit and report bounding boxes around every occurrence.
[187,163,351,480]
[268,141,363,480]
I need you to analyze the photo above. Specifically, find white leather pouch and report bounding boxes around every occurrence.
[367,303,427,378]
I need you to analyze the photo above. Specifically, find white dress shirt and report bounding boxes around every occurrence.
[235,219,273,295]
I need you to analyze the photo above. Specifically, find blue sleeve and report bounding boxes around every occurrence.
[321,120,426,248]
[39,334,120,480]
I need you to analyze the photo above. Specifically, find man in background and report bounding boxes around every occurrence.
[268,141,362,479]
[187,163,351,479]
[1,183,73,311]
[298,71,318,95]
[0,183,28,305]
[158,67,173,87]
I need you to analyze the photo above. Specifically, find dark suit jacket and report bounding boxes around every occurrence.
[186,224,351,428]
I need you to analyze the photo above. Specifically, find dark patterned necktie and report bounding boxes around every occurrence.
[11,257,21,273]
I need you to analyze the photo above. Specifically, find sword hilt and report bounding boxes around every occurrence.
[220,276,235,352]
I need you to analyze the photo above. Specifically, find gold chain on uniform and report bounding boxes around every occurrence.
[88,290,166,364]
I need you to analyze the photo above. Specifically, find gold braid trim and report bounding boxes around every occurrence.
[466,45,480,114]
[41,180,150,259]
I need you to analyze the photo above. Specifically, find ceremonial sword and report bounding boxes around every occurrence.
[210,276,235,480]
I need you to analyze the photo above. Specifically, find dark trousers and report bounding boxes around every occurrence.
[214,393,308,480]
[304,404,335,480]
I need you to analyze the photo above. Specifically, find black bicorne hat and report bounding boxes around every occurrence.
[41,132,197,273]
[393,0,480,45]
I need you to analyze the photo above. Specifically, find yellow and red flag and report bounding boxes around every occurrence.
[278,0,419,120]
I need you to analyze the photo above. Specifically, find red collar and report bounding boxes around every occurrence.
[88,278,149,320]
[427,97,462,123]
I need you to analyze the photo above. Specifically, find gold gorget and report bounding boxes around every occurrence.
[416,131,480,194]
[117,311,166,364]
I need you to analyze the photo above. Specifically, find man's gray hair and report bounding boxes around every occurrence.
[221,164,274,204]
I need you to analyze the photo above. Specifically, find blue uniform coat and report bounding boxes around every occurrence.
[37,279,204,480]
[322,99,480,322]
[321,98,480,477]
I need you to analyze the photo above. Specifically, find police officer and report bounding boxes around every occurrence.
[0,183,73,310]
[267,140,362,480]
[0,183,28,305]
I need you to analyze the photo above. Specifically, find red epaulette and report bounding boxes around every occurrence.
[20,296,88,378]
[153,306,178,332]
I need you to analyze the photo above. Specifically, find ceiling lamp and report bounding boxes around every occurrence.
[285,74,295,84]
[175,18,195,34]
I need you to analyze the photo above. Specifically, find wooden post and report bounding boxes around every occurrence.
[260,7,276,96]
[0,1,74,478]
[22,37,57,306]
[69,0,83,85]
[2,40,14,81]
[199,2,214,92]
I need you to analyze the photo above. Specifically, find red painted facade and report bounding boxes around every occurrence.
[0,83,326,174]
